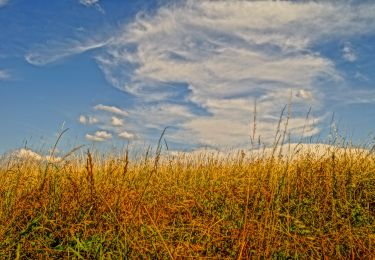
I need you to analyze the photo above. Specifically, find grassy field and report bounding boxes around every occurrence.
[0,141,374,259]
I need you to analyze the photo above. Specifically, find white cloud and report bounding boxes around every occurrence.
[11,149,62,162]
[79,0,99,6]
[342,42,357,62]
[93,103,194,143]
[93,1,375,147]
[111,116,124,127]
[85,130,112,142]
[296,89,313,101]
[79,115,99,125]
[22,1,375,148]
[13,148,42,161]
[118,131,135,140]
[79,0,104,13]
[94,104,129,116]
[89,117,99,124]
[79,115,87,124]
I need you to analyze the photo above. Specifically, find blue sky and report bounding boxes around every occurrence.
[1,0,375,154]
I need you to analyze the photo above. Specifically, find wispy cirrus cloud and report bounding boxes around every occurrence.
[24,1,375,148]
[25,39,109,66]
[85,130,112,142]
[92,1,375,147]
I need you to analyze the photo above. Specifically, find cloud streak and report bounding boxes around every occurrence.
[25,39,109,66]
[94,104,129,117]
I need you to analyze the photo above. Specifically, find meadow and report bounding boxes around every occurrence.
[0,134,374,259]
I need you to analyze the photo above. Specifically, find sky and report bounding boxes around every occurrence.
[1,0,375,154]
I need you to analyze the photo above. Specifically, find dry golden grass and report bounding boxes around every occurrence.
[0,143,374,259]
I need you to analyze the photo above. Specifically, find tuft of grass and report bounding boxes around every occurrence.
[0,142,374,258]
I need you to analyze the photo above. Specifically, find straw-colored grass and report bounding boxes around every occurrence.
[0,143,374,259]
